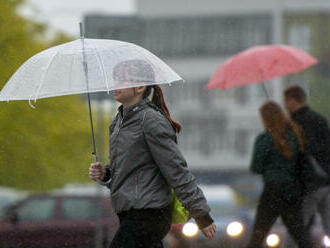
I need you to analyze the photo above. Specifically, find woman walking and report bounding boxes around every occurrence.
[246,101,314,248]
[89,60,216,248]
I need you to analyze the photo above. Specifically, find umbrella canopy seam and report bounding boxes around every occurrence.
[92,46,110,94]
[31,51,59,102]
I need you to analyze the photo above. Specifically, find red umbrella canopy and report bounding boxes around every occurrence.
[206,45,318,90]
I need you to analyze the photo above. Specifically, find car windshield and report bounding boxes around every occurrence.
[208,200,238,217]
[0,208,7,220]
[0,196,17,220]
[0,196,13,209]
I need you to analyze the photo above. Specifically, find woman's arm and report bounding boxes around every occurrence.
[142,110,213,229]
[89,113,120,186]
[250,133,268,175]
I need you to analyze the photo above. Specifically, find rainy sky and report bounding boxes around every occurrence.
[19,0,135,37]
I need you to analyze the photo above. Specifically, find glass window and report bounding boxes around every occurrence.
[288,24,311,52]
[62,198,99,220]
[235,129,249,155]
[17,198,55,222]
[136,15,272,57]
[235,87,249,105]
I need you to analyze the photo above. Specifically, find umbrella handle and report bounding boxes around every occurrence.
[261,82,270,99]
[93,154,98,163]
[92,153,104,184]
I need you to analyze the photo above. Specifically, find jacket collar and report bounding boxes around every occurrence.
[118,98,150,120]
[291,106,309,119]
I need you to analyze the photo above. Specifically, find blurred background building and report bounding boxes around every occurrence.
[83,0,330,185]
[2,2,328,246]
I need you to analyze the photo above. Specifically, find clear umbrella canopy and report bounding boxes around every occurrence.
[0,39,183,102]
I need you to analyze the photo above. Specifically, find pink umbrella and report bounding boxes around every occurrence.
[206,45,318,91]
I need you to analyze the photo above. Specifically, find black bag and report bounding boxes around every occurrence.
[296,153,330,193]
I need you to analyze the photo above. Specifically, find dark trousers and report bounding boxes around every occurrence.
[302,186,330,235]
[110,205,172,248]
[246,182,314,248]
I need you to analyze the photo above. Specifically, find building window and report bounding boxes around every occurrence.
[234,129,249,155]
[288,24,311,52]
[142,15,271,57]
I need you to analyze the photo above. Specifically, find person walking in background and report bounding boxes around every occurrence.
[88,60,216,248]
[246,101,314,248]
[284,85,330,234]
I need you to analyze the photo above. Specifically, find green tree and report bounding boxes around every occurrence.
[0,0,96,191]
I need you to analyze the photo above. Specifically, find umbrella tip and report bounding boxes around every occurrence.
[28,99,36,109]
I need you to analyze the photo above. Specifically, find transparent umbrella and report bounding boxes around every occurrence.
[0,24,183,164]
[0,39,182,102]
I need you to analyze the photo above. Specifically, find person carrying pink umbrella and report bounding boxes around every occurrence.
[246,101,313,248]
[205,45,319,247]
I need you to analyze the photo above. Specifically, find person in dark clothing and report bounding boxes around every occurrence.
[110,206,172,248]
[284,85,330,235]
[246,101,314,248]
[89,60,216,248]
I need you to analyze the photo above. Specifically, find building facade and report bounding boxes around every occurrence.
[84,0,329,179]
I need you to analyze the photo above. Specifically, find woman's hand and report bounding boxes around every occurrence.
[201,222,216,240]
[89,162,106,181]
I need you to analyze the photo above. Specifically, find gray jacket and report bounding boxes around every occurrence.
[102,99,211,225]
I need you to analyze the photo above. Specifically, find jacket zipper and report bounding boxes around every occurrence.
[111,117,123,176]
[135,174,138,201]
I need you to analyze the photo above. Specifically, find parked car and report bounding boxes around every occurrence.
[165,184,320,248]
[0,193,119,248]
[165,184,254,248]
[0,187,27,216]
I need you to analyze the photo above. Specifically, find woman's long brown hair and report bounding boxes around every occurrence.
[260,101,305,159]
[113,59,181,133]
[144,85,182,133]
